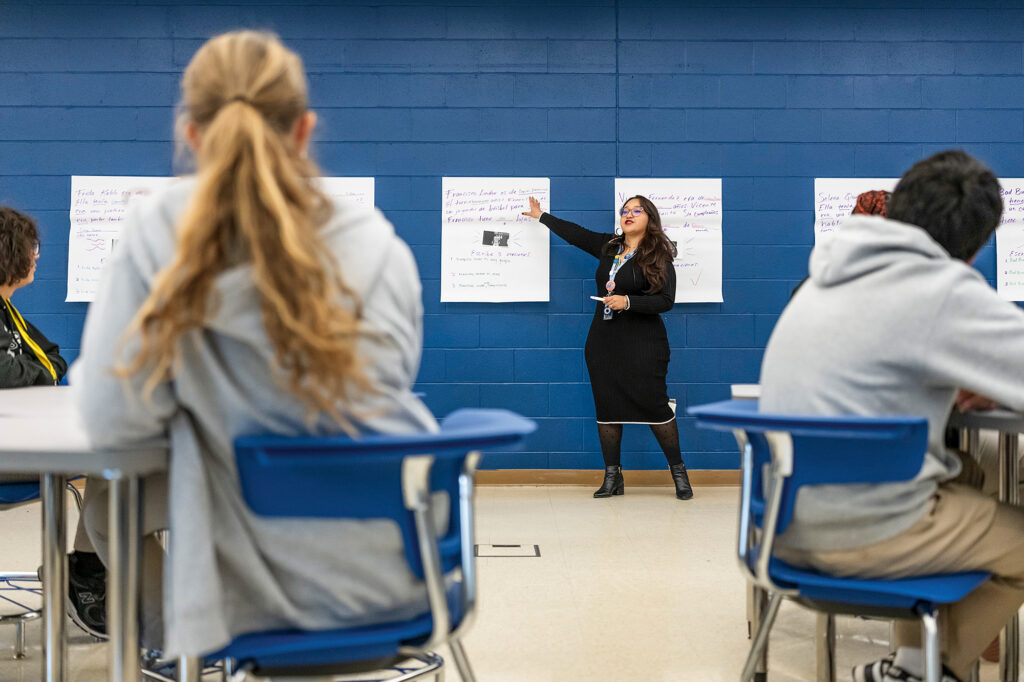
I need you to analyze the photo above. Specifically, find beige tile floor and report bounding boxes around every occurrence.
[0,485,1011,680]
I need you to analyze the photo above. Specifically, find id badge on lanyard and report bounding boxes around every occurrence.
[603,280,615,320]
[603,249,632,321]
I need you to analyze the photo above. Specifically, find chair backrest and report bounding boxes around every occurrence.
[234,408,535,575]
[233,408,535,647]
[689,400,928,589]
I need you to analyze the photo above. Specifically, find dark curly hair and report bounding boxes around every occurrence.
[603,195,677,294]
[0,207,38,287]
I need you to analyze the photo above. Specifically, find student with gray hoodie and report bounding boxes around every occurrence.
[72,31,436,659]
[760,150,1024,682]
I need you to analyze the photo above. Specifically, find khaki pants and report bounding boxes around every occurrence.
[778,481,1024,680]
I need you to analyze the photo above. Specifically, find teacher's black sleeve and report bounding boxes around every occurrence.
[626,261,676,315]
[539,213,612,259]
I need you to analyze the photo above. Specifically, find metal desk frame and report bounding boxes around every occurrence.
[0,387,166,682]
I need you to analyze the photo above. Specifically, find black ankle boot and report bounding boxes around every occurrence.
[593,465,624,498]
[669,463,693,500]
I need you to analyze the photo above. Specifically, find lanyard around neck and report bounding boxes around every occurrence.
[3,299,56,383]
[608,247,635,285]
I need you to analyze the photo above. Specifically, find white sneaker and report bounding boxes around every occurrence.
[852,656,894,682]
[852,657,961,682]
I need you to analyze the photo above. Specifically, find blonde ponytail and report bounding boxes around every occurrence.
[118,31,371,431]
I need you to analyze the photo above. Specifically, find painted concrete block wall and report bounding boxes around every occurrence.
[1,1,1020,469]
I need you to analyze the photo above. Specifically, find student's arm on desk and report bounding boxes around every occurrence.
[924,275,1024,412]
[0,321,58,387]
[956,389,1001,412]
[71,208,175,449]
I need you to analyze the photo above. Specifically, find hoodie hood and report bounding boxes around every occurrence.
[208,200,395,343]
[809,215,952,288]
[138,178,396,346]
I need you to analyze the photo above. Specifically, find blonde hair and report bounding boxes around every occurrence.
[119,30,370,430]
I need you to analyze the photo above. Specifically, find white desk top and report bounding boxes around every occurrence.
[0,386,166,477]
[0,385,76,417]
[730,384,761,400]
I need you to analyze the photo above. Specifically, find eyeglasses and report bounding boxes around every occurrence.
[619,207,645,217]
[32,242,39,256]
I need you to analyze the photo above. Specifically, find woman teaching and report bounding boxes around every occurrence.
[523,196,692,500]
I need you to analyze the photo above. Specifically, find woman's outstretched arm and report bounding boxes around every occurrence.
[523,196,610,259]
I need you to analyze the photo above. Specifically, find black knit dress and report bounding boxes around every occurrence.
[541,213,676,424]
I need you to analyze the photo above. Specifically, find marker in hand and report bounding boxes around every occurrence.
[589,296,604,301]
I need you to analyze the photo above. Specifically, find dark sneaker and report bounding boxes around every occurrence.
[67,551,107,639]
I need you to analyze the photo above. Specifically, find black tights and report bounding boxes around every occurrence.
[597,420,684,468]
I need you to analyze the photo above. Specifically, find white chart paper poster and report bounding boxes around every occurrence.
[814,178,897,245]
[319,177,374,209]
[68,176,376,303]
[67,175,174,302]
[614,178,723,303]
[995,178,1024,300]
[440,177,550,302]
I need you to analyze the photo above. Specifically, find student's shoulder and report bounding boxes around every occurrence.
[128,177,193,224]
[929,257,1020,321]
[111,178,193,278]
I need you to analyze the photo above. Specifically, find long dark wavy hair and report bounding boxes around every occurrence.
[603,195,677,294]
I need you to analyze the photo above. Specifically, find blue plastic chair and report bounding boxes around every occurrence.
[689,399,990,682]
[179,408,536,682]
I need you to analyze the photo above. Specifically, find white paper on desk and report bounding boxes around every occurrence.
[68,176,376,303]
[614,178,723,303]
[67,175,175,303]
[995,178,1024,300]
[440,177,550,302]
[813,178,898,246]
[318,177,374,209]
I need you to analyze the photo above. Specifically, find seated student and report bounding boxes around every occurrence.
[0,207,66,387]
[72,30,436,658]
[760,150,1024,682]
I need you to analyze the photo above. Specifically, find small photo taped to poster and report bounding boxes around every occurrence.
[482,230,510,247]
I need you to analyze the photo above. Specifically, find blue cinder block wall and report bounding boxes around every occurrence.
[0,1,1019,470]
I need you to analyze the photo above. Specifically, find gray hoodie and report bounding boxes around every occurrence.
[760,214,1024,552]
[73,178,438,656]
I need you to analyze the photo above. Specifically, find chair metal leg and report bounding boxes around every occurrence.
[449,638,475,682]
[816,613,836,682]
[389,651,445,681]
[742,593,783,682]
[14,619,25,659]
[1000,432,1021,682]
[921,609,941,682]
[179,655,203,682]
[750,585,770,679]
